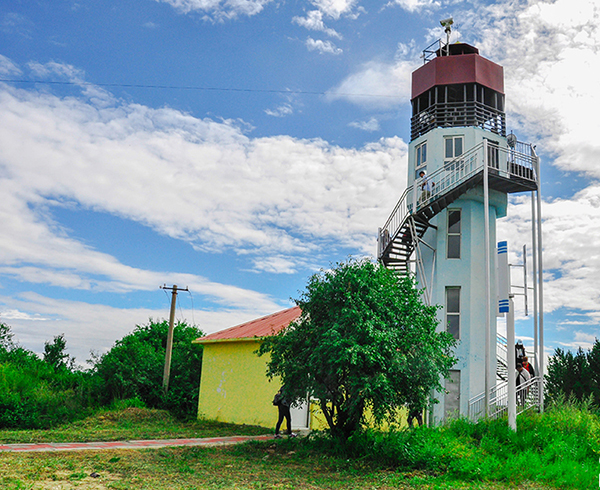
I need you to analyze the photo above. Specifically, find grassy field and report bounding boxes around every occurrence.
[0,407,267,444]
[0,439,555,490]
[0,407,595,489]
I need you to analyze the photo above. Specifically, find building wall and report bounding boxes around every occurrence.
[408,126,508,424]
[197,340,279,428]
[422,192,504,424]
[197,339,424,431]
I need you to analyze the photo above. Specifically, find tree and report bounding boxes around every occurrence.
[588,340,600,405]
[545,340,600,406]
[0,322,15,352]
[43,334,73,369]
[259,258,457,440]
[92,319,204,418]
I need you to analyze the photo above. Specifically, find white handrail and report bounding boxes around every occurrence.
[378,141,538,260]
[468,376,541,423]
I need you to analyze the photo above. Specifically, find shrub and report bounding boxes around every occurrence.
[91,319,203,418]
[302,403,599,489]
[0,346,92,428]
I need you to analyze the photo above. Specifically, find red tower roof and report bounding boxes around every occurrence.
[194,306,301,343]
[412,43,504,100]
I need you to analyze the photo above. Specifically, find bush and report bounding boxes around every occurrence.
[0,345,93,428]
[0,319,204,428]
[302,403,599,489]
[92,319,203,418]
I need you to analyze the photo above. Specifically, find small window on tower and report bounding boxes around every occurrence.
[444,136,464,171]
[445,136,463,160]
[416,142,427,168]
[446,287,461,340]
[447,209,461,259]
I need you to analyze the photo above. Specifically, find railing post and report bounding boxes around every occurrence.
[412,181,417,214]
[534,148,545,413]
[507,296,517,431]
[483,138,491,418]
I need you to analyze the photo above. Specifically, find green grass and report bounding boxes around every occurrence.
[303,403,599,490]
[0,405,597,489]
[0,407,268,443]
[0,440,553,489]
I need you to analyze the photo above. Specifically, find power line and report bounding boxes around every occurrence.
[0,78,403,99]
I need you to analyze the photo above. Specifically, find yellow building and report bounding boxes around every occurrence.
[194,307,313,430]
[195,306,415,431]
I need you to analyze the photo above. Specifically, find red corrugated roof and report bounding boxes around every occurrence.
[195,306,301,343]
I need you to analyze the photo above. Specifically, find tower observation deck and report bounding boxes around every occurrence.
[411,42,506,141]
[378,41,539,276]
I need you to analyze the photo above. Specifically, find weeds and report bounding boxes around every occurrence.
[296,402,599,489]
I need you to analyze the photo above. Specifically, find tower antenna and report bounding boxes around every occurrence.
[440,17,454,55]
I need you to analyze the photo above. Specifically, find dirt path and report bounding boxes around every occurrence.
[0,434,273,452]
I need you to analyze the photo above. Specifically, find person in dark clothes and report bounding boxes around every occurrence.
[515,339,526,363]
[516,362,530,406]
[407,406,424,427]
[273,387,296,438]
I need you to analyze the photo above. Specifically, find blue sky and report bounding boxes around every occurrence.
[0,0,598,368]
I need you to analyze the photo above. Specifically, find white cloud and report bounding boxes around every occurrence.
[0,54,22,76]
[327,58,413,108]
[0,308,47,321]
[0,292,282,366]
[250,256,300,274]
[349,117,380,132]
[500,186,600,318]
[306,37,343,55]
[265,103,294,117]
[310,0,358,20]
[0,66,407,292]
[156,0,272,20]
[384,0,440,13]
[0,12,34,38]
[557,331,597,352]
[293,10,342,38]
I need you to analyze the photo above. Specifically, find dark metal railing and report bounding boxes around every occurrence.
[411,101,506,140]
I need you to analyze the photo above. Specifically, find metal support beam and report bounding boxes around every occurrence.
[507,296,517,431]
[534,152,545,413]
[483,139,491,417]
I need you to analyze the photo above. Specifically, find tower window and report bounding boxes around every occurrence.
[446,287,461,340]
[447,209,461,259]
[416,142,427,169]
[445,136,463,160]
[444,136,464,171]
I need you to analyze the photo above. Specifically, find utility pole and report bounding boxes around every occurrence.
[160,284,189,393]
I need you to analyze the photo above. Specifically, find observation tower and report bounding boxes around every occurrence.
[377,26,543,424]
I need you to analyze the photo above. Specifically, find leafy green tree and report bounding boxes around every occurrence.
[0,321,15,352]
[92,320,204,418]
[43,334,73,369]
[259,259,457,440]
